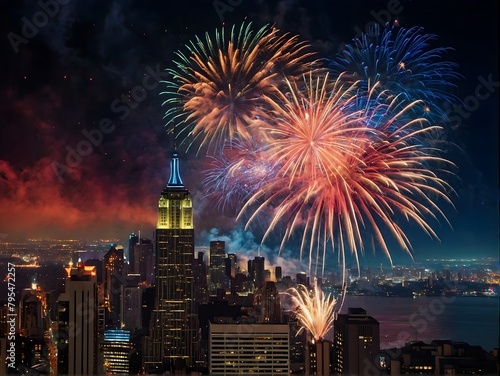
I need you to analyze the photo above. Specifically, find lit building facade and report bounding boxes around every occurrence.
[103,329,132,374]
[260,281,282,323]
[194,251,209,304]
[289,318,307,374]
[127,232,139,270]
[146,152,197,371]
[333,307,380,376]
[19,282,49,338]
[120,276,145,332]
[306,340,332,376]
[209,323,289,374]
[133,239,154,284]
[103,245,124,326]
[209,240,226,295]
[57,262,98,375]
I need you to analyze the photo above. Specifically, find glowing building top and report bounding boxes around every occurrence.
[167,151,184,188]
[64,261,97,280]
[157,151,193,229]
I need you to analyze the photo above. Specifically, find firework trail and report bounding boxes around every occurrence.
[329,23,460,123]
[163,22,317,153]
[286,280,337,341]
[238,72,456,276]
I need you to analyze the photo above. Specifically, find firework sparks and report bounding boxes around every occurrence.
[165,21,458,279]
[329,23,460,123]
[202,139,276,211]
[164,22,317,153]
[238,72,455,276]
[287,280,337,341]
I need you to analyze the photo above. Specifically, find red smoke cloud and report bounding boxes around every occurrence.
[0,157,157,239]
[0,87,165,240]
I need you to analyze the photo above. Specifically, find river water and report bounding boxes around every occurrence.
[337,296,499,351]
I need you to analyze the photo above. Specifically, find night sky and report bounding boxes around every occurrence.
[0,0,498,268]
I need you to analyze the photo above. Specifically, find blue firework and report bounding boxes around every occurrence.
[329,23,460,124]
[202,138,277,212]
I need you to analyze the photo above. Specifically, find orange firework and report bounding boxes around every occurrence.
[287,280,337,341]
[238,72,455,276]
[164,22,317,153]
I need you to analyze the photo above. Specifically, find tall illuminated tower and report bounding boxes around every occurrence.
[146,151,197,372]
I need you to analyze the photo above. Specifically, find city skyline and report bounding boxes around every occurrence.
[0,1,498,270]
[1,239,498,370]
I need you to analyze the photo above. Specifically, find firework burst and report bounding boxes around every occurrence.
[238,72,455,275]
[164,21,459,279]
[329,23,460,122]
[286,280,337,341]
[164,22,317,153]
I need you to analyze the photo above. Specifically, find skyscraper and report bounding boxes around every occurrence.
[57,262,98,375]
[145,151,197,372]
[254,256,265,289]
[127,233,139,270]
[20,282,48,338]
[133,238,154,284]
[260,281,282,323]
[209,240,226,295]
[333,307,380,376]
[193,251,208,304]
[103,245,124,327]
[102,329,132,374]
[275,266,282,282]
[120,275,144,332]
[225,253,238,293]
[226,253,238,279]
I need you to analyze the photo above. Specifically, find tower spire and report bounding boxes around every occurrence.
[167,124,184,188]
[147,124,196,368]
[167,151,184,188]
